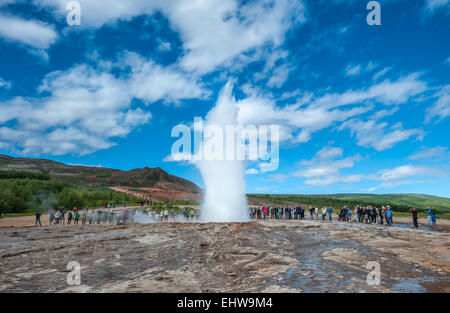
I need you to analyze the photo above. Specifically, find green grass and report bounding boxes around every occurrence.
[96,172,112,178]
[326,194,450,212]
[167,199,200,206]
[2,212,35,218]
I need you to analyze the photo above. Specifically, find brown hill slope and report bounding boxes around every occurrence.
[0,154,200,193]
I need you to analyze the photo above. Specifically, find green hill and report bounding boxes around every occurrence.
[320,194,450,212]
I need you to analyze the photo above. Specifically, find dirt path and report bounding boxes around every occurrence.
[0,219,449,293]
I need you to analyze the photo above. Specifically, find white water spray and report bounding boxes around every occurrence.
[196,82,249,222]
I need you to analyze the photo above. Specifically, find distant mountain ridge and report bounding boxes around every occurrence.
[0,154,200,193]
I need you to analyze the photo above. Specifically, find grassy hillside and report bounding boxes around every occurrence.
[0,171,140,214]
[248,193,450,213]
[0,154,200,192]
[321,194,450,212]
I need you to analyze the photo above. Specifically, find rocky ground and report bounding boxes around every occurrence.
[0,219,449,293]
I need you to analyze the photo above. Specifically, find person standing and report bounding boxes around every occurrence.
[82,210,87,224]
[49,210,55,225]
[410,207,418,228]
[426,206,433,226]
[35,211,42,227]
[321,207,327,221]
[378,206,384,225]
[61,208,66,225]
[74,210,80,225]
[327,207,333,221]
[67,211,73,225]
[385,207,392,225]
[55,210,61,225]
[431,210,439,227]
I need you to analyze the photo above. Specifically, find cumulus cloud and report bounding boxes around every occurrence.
[339,119,425,151]
[236,73,427,148]
[292,146,445,187]
[375,165,442,181]
[33,0,306,73]
[0,14,58,59]
[118,51,208,104]
[293,147,363,186]
[0,52,206,155]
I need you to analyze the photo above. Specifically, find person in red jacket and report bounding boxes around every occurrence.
[263,206,268,219]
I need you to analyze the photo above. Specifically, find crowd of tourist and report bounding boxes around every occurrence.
[251,205,440,228]
[33,202,201,226]
[22,201,441,229]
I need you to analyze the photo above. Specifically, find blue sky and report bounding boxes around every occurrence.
[0,0,449,196]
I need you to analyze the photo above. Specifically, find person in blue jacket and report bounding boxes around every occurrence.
[426,206,433,226]
[385,207,393,225]
[431,209,439,227]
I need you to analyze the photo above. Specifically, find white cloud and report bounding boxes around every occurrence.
[119,51,208,104]
[237,73,426,148]
[0,52,206,155]
[267,173,288,181]
[373,67,392,81]
[409,146,448,160]
[425,0,450,13]
[339,119,425,151]
[425,85,450,123]
[0,76,11,89]
[345,64,361,76]
[267,64,292,88]
[293,147,363,186]
[34,0,306,73]
[315,146,343,160]
[0,14,58,59]
[375,165,442,181]
[246,168,260,175]
[344,61,378,77]
[303,174,362,186]
[293,149,444,187]
[163,152,194,163]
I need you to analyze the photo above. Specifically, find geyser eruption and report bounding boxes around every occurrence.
[196,82,249,222]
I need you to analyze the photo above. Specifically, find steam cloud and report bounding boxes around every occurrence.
[196,82,249,222]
